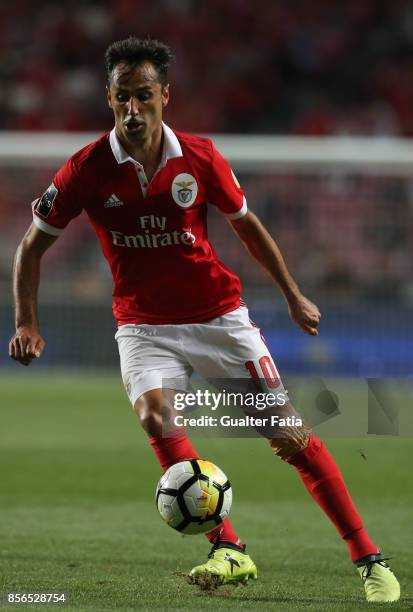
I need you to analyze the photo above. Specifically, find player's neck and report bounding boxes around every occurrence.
[117,125,163,177]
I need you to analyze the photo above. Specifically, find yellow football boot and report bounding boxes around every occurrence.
[356,553,400,602]
[189,541,257,588]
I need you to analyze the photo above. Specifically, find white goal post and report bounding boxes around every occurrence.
[1,132,413,174]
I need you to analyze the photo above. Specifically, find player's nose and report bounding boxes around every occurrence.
[127,96,141,116]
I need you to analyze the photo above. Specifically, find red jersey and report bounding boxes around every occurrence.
[32,123,248,325]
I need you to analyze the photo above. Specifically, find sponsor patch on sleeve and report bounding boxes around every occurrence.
[35,183,58,218]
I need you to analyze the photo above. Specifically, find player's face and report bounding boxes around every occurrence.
[107,61,169,146]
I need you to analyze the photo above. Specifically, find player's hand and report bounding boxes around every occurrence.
[9,328,45,366]
[287,294,321,336]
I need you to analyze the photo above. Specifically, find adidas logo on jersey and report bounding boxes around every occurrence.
[104,194,124,208]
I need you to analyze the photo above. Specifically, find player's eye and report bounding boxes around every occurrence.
[116,93,128,103]
[138,92,152,102]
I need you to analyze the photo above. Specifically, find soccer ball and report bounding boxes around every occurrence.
[156,459,232,535]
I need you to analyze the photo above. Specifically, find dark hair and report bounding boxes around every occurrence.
[105,37,174,86]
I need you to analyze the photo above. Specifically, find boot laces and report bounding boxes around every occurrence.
[361,559,391,581]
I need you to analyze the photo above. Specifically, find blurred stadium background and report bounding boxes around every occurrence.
[0,0,412,378]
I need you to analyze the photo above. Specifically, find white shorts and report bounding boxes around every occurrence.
[115,306,285,407]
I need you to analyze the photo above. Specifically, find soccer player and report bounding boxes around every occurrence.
[9,38,399,603]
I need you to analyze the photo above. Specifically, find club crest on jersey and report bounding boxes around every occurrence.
[172,173,198,208]
[35,183,58,218]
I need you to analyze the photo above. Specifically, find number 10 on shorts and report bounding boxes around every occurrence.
[245,356,281,389]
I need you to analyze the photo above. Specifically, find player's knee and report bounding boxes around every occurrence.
[134,391,165,437]
[269,425,311,460]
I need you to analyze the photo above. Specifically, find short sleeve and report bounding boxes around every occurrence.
[208,144,247,219]
[32,157,85,236]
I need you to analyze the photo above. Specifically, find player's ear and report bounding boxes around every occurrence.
[161,84,170,108]
[106,84,113,109]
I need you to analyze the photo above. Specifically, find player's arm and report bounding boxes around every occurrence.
[230,210,321,336]
[9,224,58,366]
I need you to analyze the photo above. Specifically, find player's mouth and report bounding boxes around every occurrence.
[124,119,145,134]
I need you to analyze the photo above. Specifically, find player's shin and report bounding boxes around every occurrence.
[279,433,378,561]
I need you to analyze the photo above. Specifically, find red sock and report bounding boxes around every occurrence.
[150,432,199,471]
[287,434,379,561]
[150,432,241,547]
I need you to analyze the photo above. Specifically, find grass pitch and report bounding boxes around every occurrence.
[0,373,412,611]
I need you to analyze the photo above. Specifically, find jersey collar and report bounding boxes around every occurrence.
[109,122,183,168]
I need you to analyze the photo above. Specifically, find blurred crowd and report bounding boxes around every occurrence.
[211,172,413,304]
[2,0,413,135]
[0,166,412,305]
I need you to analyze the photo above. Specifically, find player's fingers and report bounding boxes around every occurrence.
[20,335,32,356]
[301,315,319,330]
[9,350,33,365]
[9,336,35,363]
[33,337,44,358]
[307,305,321,320]
[26,338,42,358]
[8,338,17,358]
[310,307,321,319]
[301,323,318,336]
[9,339,20,358]
[14,336,27,359]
